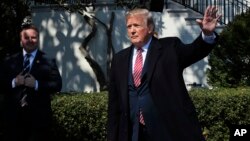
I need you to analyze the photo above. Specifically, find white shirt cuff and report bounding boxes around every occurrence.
[202,32,216,44]
[35,80,38,91]
[12,78,16,88]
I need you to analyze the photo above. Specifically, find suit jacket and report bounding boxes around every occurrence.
[108,34,218,141]
[1,50,62,128]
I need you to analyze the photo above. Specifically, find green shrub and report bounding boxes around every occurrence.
[2,88,249,140]
[51,92,108,141]
[51,88,250,141]
[0,0,31,60]
[190,87,250,141]
[207,9,250,87]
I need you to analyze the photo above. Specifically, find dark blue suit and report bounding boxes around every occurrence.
[128,50,171,141]
[0,50,62,141]
[108,34,218,141]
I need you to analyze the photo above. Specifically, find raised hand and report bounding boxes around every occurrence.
[196,6,222,36]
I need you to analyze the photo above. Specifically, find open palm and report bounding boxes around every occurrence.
[196,6,222,35]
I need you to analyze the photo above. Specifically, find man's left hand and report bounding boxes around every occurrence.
[24,74,36,88]
[196,6,222,36]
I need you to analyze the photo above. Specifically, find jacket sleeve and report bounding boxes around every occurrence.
[37,58,62,93]
[176,32,219,69]
[107,56,119,141]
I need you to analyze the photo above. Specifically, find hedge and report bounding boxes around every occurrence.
[51,92,108,141]
[190,87,250,141]
[1,87,250,141]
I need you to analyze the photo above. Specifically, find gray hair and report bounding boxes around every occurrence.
[125,8,155,30]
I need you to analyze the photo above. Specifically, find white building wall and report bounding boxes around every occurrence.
[31,5,223,92]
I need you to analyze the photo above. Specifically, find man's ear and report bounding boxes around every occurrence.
[148,25,154,34]
[20,41,23,47]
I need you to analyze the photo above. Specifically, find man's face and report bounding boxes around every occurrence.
[20,29,39,53]
[126,14,153,48]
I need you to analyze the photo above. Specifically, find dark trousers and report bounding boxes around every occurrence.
[3,107,51,141]
[138,123,151,141]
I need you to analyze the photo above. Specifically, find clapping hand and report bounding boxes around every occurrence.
[196,6,222,36]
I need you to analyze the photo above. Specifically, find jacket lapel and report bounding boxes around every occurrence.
[145,37,162,83]
[30,50,43,75]
[17,53,24,73]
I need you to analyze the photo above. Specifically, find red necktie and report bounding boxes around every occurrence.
[133,48,143,87]
[133,48,145,125]
[139,110,145,125]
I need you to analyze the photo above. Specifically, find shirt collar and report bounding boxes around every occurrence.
[23,49,38,58]
[133,37,152,52]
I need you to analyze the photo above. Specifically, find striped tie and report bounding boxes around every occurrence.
[139,110,145,125]
[133,48,145,125]
[23,54,31,75]
[133,48,143,87]
[20,54,31,107]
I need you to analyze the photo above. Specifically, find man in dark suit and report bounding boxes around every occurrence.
[0,24,62,141]
[108,6,221,141]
